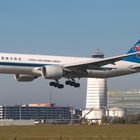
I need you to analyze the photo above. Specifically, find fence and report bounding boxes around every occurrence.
[5,136,140,140]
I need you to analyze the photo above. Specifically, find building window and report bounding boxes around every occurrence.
[6,57,9,60]
[14,57,17,60]
[1,57,4,60]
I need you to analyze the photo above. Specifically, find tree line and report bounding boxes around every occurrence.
[102,114,140,124]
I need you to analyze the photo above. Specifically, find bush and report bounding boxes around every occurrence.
[101,116,108,124]
[108,113,140,124]
[111,117,126,124]
[126,114,140,124]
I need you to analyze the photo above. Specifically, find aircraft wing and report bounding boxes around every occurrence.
[64,52,139,70]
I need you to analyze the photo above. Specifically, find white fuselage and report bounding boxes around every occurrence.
[0,53,90,75]
[0,52,139,78]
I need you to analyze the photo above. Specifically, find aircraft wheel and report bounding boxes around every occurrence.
[58,84,64,89]
[65,81,70,85]
[50,82,54,86]
[74,83,80,88]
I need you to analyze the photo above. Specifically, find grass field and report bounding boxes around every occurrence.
[0,125,140,140]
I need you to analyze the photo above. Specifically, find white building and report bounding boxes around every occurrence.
[86,78,107,109]
[82,108,106,124]
[107,107,126,117]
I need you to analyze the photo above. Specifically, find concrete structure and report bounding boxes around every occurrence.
[83,50,107,123]
[86,78,107,108]
[86,50,107,109]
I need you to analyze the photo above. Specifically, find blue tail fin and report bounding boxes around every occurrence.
[123,40,140,63]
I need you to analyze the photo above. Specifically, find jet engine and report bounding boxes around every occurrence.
[42,65,63,79]
[14,74,36,82]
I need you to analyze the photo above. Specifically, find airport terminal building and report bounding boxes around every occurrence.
[108,90,140,114]
[0,103,81,124]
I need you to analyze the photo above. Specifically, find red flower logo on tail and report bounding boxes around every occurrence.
[133,45,140,58]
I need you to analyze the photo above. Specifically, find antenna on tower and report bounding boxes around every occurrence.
[49,88,52,104]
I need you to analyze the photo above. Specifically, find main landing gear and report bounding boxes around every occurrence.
[49,79,80,89]
[65,80,80,88]
[49,81,64,89]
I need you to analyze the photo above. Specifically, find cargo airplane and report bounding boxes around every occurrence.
[0,40,140,89]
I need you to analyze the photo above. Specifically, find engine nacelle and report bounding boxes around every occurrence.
[14,74,35,82]
[42,65,63,79]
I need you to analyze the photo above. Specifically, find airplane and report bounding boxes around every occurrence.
[0,40,140,89]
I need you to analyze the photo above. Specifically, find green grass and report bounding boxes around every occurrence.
[0,125,139,140]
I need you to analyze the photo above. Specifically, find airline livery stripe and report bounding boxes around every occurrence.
[0,62,46,67]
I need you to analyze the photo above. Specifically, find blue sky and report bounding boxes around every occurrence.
[0,0,140,108]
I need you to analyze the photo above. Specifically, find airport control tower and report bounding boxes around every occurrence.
[86,49,107,109]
